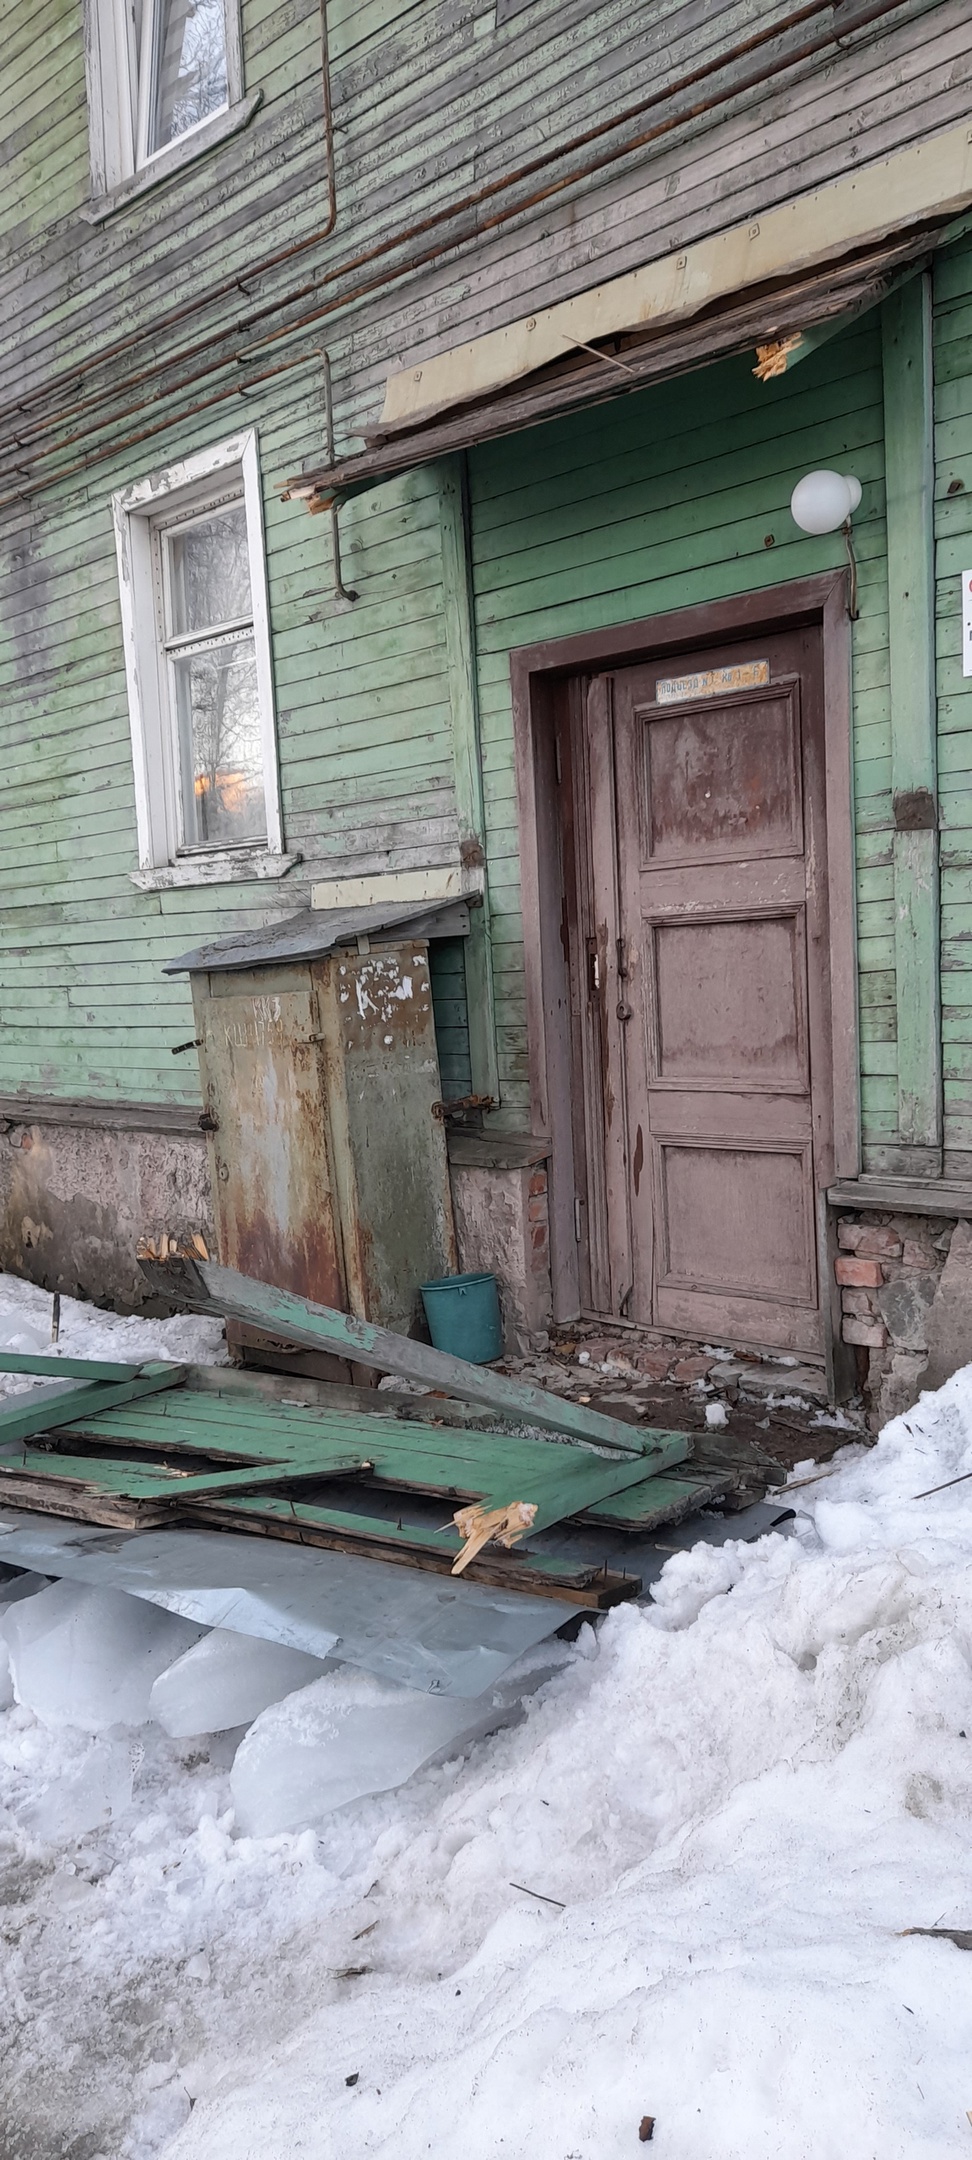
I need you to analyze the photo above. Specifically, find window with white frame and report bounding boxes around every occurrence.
[84,0,251,206]
[112,432,290,886]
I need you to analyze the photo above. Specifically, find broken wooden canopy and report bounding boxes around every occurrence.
[0,1255,727,1605]
[287,124,972,508]
[285,232,944,512]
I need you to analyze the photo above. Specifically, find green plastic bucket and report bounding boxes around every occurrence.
[420,1271,503,1364]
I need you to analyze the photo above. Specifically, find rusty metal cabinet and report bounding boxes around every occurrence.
[179,913,460,1351]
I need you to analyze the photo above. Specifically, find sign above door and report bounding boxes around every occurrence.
[655,660,770,705]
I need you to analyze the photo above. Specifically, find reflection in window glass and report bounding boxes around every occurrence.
[173,639,266,848]
[160,498,266,850]
[166,504,251,636]
[138,0,229,159]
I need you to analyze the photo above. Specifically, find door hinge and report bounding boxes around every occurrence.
[573,1195,583,1243]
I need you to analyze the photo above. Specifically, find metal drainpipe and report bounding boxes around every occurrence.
[321,351,358,604]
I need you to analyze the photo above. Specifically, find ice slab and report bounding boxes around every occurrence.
[231,1645,568,1835]
[150,1627,332,1736]
[19,1737,133,1840]
[0,1639,12,1711]
[0,1566,50,1606]
[0,1313,45,1355]
[0,1513,564,1697]
[2,1580,206,1731]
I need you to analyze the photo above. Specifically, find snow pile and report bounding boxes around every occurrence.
[1,1276,972,2154]
[156,1376,972,2160]
[0,1267,226,1397]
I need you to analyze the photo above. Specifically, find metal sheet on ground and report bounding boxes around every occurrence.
[0,1510,564,1698]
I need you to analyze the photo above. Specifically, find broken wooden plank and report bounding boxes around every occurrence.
[135,1252,649,1457]
[0,1363,184,1450]
[55,1393,690,1521]
[579,1470,733,1530]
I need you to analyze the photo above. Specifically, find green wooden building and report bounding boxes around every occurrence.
[3,0,972,1419]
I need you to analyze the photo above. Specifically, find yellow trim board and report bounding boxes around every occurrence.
[381,122,972,432]
[310,867,478,910]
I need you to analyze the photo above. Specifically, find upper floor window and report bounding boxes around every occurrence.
[111,432,296,890]
[84,0,255,216]
[133,0,230,163]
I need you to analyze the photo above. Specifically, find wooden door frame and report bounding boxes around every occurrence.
[510,571,859,1357]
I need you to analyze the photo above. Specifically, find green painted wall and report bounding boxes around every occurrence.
[468,315,895,1146]
[0,406,459,1105]
[3,0,972,1177]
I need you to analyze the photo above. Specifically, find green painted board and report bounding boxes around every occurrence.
[136,1256,649,1459]
[0,1353,156,1382]
[580,1470,733,1529]
[70,1393,691,1481]
[0,1364,184,1450]
[57,1392,691,1524]
[4,1450,373,1501]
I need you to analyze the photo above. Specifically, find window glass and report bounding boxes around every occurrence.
[160,498,266,850]
[166,503,251,636]
[139,0,229,159]
[172,638,265,848]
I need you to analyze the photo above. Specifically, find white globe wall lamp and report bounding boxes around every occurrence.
[789,470,863,620]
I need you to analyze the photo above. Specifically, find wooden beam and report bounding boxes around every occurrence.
[882,271,942,1170]
[828,1176,972,1216]
[0,1095,203,1136]
[136,1253,650,1457]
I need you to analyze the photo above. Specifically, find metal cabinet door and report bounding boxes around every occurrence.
[192,965,347,1318]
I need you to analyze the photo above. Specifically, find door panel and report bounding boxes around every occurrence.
[655,1141,817,1302]
[641,686,804,863]
[649,912,809,1088]
[590,625,833,1355]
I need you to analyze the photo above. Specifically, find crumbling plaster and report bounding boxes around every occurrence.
[0,1122,214,1310]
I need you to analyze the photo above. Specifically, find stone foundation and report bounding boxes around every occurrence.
[0,1119,213,1311]
[833,1210,971,1427]
[0,1111,554,1344]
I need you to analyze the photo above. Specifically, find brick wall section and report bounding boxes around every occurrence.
[449,1162,552,1349]
[833,1212,959,1427]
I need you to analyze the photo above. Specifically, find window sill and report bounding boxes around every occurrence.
[83,92,263,224]
[130,849,302,892]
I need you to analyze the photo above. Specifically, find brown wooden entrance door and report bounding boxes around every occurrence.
[587,626,834,1356]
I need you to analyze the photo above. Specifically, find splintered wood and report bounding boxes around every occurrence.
[137,1234,210,1262]
[451,1500,538,1574]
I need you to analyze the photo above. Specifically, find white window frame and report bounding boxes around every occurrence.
[83,0,260,221]
[112,430,294,890]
